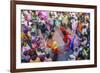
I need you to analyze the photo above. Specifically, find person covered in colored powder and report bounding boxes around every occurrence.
[60,26,71,50]
[46,33,60,61]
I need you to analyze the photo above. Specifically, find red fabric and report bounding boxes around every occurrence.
[63,35,68,42]
[60,27,69,42]
[52,48,60,54]
[60,27,66,32]
[60,26,71,49]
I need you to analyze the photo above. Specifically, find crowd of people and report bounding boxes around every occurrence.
[21,10,90,63]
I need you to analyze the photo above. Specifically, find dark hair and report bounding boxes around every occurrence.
[48,34,52,39]
[39,55,45,62]
[46,54,50,58]
[23,51,28,56]
[75,48,78,52]
[83,25,86,28]
[62,31,66,35]
[31,55,37,60]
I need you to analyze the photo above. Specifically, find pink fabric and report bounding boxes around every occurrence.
[37,11,48,20]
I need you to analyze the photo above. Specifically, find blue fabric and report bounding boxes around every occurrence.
[70,35,76,51]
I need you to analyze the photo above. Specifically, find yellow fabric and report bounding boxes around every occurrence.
[51,41,58,50]
[21,32,27,39]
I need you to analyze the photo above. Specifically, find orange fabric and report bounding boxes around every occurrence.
[78,23,83,33]
[47,41,60,54]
